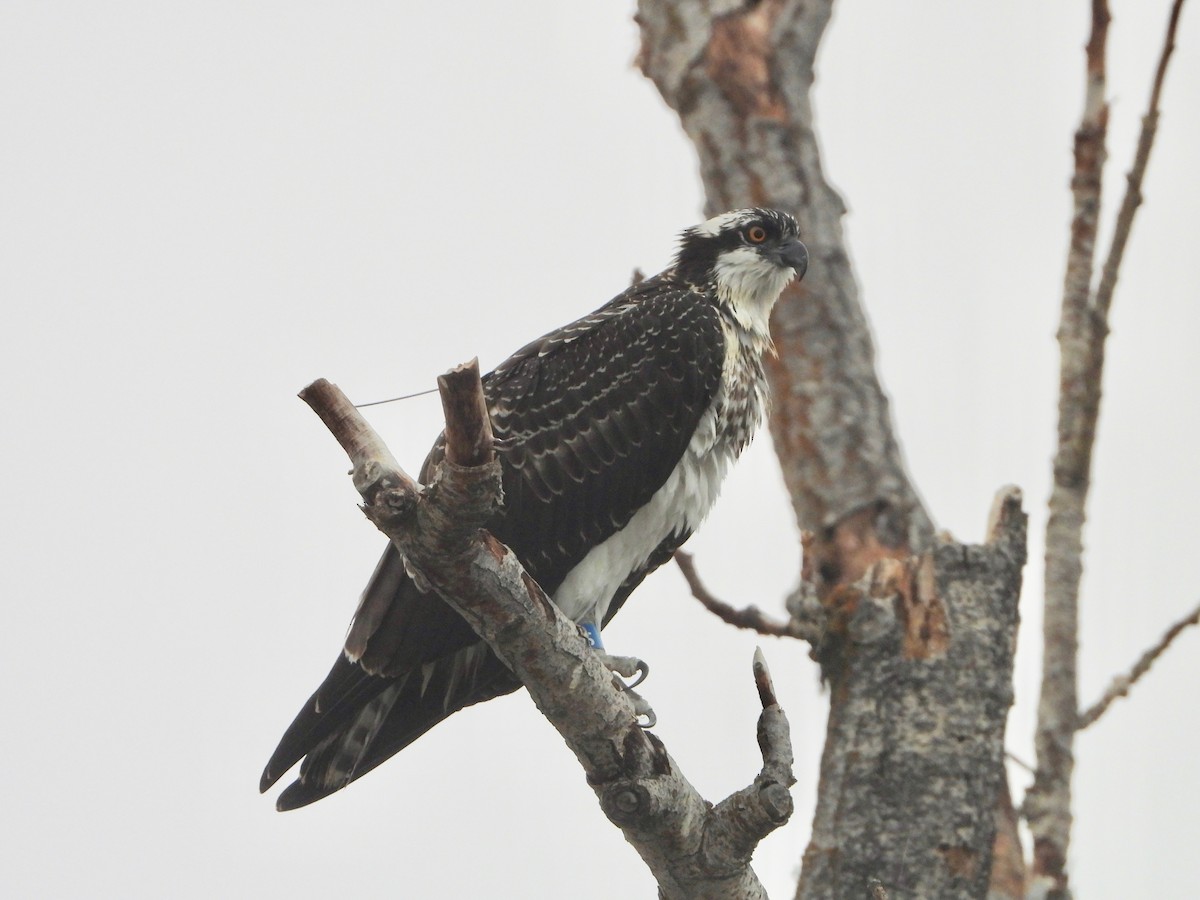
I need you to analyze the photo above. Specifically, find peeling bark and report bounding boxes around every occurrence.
[796,489,1026,900]
[989,778,1028,900]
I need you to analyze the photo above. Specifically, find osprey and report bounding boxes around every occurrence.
[261,208,808,810]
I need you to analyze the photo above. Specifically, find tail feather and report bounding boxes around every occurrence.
[259,654,390,794]
[264,642,520,810]
[262,541,505,801]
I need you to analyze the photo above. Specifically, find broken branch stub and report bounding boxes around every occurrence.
[797,488,1027,900]
[301,366,795,899]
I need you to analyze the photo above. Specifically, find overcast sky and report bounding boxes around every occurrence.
[3,2,1198,897]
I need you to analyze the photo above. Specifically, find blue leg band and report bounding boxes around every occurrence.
[581,622,603,649]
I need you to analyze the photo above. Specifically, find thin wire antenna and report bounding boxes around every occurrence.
[354,387,440,408]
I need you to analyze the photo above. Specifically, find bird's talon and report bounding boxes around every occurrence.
[597,651,649,688]
[625,686,657,728]
[627,659,650,690]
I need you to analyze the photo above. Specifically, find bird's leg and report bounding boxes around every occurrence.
[578,623,656,728]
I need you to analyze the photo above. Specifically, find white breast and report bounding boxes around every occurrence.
[551,319,767,628]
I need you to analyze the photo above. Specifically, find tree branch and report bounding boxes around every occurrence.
[637,0,933,589]
[636,6,1025,896]
[1091,0,1187,328]
[674,550,801,638]
[300,370,795,899]
[1026,4,1111,894]
[797,488,1027,900]
[1028,4,1188,893]
[1078,597,1200,730]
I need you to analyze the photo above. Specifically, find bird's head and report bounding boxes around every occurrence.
[674,208,808,338]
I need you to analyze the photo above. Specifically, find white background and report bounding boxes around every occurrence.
[3,2,1197,897]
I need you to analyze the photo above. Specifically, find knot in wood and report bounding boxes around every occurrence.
[758,781,792,823]
[361,484,420,531]
[378,486,418,516]
[601,781,651,828]
[786,581,826,645]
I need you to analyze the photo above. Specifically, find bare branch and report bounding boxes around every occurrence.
[1028,4,1189,892]
[1092,0,1188,326]
[1006,751,1036,776]
[752,647,778,709]
[1078,597,1200,730]
[696,650,796,879]
[674,550,800,638]
[300,371,794,899]
[1026,3,1111,892]
[299,378,418,504]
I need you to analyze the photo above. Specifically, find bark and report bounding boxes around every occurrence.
[1026,3,1186,895]
[636,3,1026,896]
[1024,9,1110,894]
[637,0,933,577]
[299,368,796,900]
[796,489,1026,900]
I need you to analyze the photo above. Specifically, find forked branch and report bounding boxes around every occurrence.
[1029,2,1188,893]
[300,364,795,900]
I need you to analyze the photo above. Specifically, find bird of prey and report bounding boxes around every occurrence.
[261,208,808,810]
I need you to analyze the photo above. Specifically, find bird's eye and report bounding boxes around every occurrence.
[746,225,768,244]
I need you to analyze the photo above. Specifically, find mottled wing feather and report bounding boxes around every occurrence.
[485,275,725,599]
[348,273,725,676]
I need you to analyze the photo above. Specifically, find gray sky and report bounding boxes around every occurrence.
[3,2,1197,896]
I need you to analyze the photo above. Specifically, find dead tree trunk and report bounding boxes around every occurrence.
[796,493,1025,898]
[639,1,1190,896]
[637,2,1026,896]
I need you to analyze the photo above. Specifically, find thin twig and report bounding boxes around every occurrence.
[1091,0,1187,325]
[1078,597,1200,729]
[673,550,799,638]
[1005,751,1036,776]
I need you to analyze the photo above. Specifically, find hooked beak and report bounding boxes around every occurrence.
[777,239,809,281]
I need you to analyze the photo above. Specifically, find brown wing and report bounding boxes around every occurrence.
[261,274,726,807]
